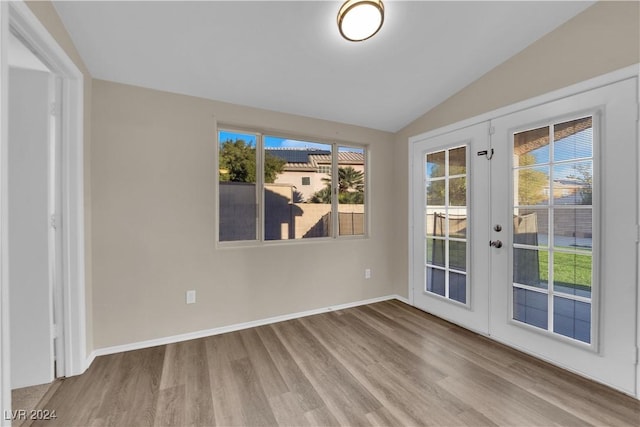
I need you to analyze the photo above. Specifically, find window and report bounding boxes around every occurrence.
[218,129,367,243]
[218,130,258,242]
[512,116,593,343]
[338,146,366,236]
[424,146,468,304]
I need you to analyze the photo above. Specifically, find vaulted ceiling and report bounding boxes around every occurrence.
[53,1,594,132]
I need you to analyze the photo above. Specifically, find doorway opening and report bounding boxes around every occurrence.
[8,28,63,390]
[1,2,86,424]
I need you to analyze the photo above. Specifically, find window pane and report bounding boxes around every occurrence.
[514,166,550,206]
[449,177,466,206]
[264,137,332,240]
[553,117,592,162]
[426,208,445,237]
[338,146,366,236]
[552,161,592,205]
[513,248,548,289]
[448,208,467,239]
[426,238,445,267]
[426,151,445,178]
[513,208,548,247]
[448,147,466,175]
[513,287,548,329]
[553,253,591,298]
[449,272,466,304]
[426,267,445,296]
[426,179,445,206]
[514,126,550,166]
[424,146,469,304]
[554,297,591,343]
[553,208,592,251]
[219,131,257,242]
[449,241,466,271]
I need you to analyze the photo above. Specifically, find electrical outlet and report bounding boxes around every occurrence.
[365,268,371,279]
[186,290,196,304]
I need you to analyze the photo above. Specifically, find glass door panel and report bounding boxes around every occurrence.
[425,146,468,304]
[512,116,593,344]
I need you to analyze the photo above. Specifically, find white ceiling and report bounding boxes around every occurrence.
[53,1,594,132]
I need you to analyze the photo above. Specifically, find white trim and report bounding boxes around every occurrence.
[89,295,407,360]
[1,6,86,422]
[0,3,10,424]
[407,136,415,306]
[636,72,640,400]
[7,0,86,378]
[409,64,640,145]
[394,294,410,305]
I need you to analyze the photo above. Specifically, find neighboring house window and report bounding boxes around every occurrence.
[217,129,367,243]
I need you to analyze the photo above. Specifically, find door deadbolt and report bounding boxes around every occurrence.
[490,240,503,248]
[494,224,502,232]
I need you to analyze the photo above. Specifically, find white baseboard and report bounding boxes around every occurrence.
[393,294,410,305]
[86,295,408,365]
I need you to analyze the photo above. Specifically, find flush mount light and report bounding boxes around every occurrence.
[337,0,384,42]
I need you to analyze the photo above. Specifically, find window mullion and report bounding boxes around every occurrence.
[332,142,339,238]
[257,133,265,242]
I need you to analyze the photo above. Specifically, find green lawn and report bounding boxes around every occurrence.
[427,240,591,289]
[539,250,591,288]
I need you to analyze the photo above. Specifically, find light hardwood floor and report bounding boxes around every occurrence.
[16,300,640,426]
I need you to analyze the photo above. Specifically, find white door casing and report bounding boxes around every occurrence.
[1,1,86,424]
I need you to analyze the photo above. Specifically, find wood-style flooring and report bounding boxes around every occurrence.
[16,300,640,426]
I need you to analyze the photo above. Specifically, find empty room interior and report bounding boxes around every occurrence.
[1,0,640,426]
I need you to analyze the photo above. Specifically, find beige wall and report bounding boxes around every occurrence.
[28,0,639,351]
[91,79,395,348]
[391,1,640,297]
[25,0,94,353]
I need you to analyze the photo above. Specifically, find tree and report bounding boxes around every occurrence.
[219,139,285,183]
[567,163,592,204]
[310,166,365,204]
[426,164,466,206]
[517,154,548,205]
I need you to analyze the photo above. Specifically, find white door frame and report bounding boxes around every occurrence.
[408,64,639,399]
[0,1,86,424]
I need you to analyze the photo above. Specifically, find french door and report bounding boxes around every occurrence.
[411,77,638,395]
[411,122,491,335]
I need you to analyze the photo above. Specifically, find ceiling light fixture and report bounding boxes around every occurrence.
[337,0,384,42]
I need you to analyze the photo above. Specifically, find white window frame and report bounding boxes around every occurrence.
[508,112,598,347]
[423,145,470,307]
[216,127,369,246]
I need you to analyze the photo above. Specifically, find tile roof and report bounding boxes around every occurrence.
[266,148,364,168]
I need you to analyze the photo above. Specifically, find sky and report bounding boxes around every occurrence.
[218,130,364,153]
